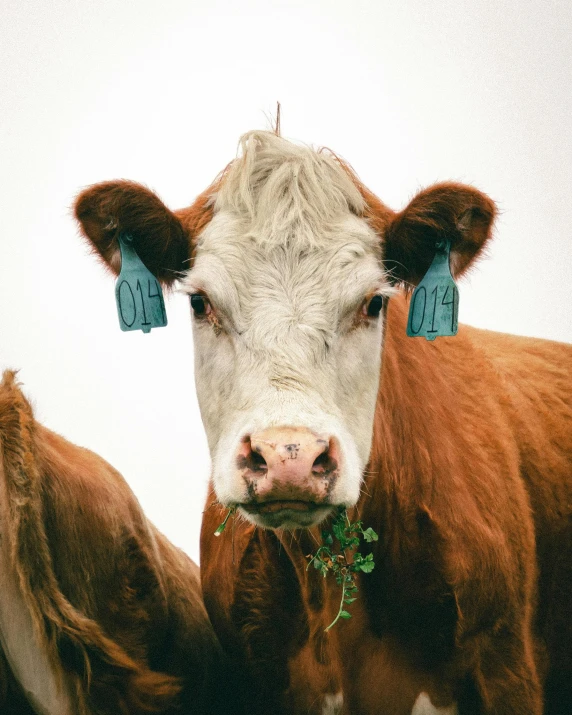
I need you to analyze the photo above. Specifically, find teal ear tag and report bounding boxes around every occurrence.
[115,233,167,333]
[406,240,458,341]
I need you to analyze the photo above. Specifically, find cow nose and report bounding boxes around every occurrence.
[236,427,339,501]
[250,428,332,475]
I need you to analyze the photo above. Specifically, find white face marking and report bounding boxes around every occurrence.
[322,691,344,715]
[182,132,394,526]
[411,693,458,715]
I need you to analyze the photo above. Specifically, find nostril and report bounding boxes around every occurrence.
[236,437,268,473]
[311,443,338,476]
[248,449,268,473]
[312,452,328,474]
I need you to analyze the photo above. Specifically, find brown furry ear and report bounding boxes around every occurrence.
[74,181,191,285]
[383,182,497,286]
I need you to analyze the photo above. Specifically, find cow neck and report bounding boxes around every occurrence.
[357,293,472,562]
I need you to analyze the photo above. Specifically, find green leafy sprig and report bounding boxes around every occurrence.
[307,509,378,631]
[214,506,378,631]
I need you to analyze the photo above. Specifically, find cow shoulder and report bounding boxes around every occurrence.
[462,325,572,515]
[371,298,537,633]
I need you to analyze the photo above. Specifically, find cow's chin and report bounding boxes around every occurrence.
[239,501,335,530]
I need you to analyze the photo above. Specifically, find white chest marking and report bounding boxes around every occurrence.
[323,691,344,715]
[411,692,458,715]
[0,526,73,714]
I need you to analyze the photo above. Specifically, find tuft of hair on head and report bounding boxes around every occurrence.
[215,131,366,249]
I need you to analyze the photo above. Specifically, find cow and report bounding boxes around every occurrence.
[74,130,572,715]
[0,370,231,715]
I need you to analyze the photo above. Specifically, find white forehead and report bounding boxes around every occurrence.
[182,131,390,307]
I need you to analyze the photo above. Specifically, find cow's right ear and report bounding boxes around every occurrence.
[74,181,191,286]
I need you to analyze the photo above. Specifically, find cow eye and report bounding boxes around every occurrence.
[366,295,383,317]
[190,294,210,316]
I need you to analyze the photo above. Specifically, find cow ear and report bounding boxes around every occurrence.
[383,182,497,286]
[74,180,191,286]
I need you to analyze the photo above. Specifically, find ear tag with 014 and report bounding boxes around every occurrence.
[406,240,458,341]
[115,233,168,333]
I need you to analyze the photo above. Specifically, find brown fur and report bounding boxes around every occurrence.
[0,372,230,715]
[174,173,226,263]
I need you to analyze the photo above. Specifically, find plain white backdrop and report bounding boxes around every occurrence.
[1,0,571,563]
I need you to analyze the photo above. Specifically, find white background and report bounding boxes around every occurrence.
[1,0,571,564]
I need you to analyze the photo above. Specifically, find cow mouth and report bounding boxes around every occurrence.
[239,500,333,528]
[242,499,321,514]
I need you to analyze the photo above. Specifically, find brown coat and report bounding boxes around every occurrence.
[0,371,229,715]
[201,295,572,715]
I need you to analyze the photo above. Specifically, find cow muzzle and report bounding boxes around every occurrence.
[236,426,340,528]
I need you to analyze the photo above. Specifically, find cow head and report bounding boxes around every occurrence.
[75,131,495,529]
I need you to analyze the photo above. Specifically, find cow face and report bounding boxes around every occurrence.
[76,131,495,530]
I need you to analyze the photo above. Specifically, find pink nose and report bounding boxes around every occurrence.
[236,426,339,502]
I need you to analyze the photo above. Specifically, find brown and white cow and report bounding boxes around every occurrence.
[0,371,232,715]
[75,130,572,714]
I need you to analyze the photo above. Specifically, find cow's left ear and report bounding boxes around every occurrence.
[382,182,497,286]
[74,180,191,286]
